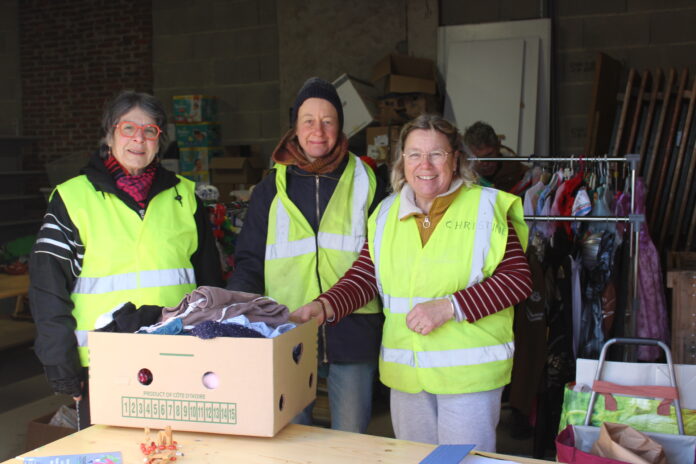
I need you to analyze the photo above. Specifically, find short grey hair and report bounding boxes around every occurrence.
[99,90,168,158]
[390,114,478,193]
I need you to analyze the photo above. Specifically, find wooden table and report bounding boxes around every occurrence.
[0,273,29,318]
[0,273,34,350]
[5,424,554,463]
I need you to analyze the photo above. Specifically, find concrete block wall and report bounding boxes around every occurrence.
[556,0,696,154]
[18,0,153,170]
[152,0,280,158]
[0,0,21,136]
[277,0,438,153]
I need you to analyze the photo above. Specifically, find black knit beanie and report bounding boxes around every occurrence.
[290,77,344,132]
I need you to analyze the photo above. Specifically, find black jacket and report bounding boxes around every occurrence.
[29,151,223,395]
[227,155,387,363]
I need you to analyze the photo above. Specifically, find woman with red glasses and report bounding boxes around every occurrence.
[29,90,223,426]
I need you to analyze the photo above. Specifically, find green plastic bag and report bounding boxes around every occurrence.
[559,382,696,436]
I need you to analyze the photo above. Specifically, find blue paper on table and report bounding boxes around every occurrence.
[419,444,475,463]
[20,451,123,464]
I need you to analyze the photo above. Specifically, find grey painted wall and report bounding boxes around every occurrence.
[0,0,21,136]
[152,0,281,157]
[277,0,437,137]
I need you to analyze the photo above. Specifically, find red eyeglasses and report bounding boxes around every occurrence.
[113,121,162,141]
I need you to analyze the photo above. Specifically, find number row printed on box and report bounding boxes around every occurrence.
[121,397,237,424]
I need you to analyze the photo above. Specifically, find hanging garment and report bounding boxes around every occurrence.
[614,178,669,361]
[578,231,614,359]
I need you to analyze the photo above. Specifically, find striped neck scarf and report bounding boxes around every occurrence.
[104,155,157,209]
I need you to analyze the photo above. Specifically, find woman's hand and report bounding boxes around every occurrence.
[406,298,455,335]
[290,298,334,325]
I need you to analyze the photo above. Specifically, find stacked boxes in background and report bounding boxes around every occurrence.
[366,54,441,166]
[210,144,265,202]
[173,95,221,184]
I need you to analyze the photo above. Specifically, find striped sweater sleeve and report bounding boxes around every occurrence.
[451,222,532,322]
[322,221,532,325]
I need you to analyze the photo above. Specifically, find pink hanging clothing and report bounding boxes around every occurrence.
[615,178,669,361]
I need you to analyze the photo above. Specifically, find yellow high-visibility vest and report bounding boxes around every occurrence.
[369,185,528,394]
[58,175,198,365]
[264,154,380,314]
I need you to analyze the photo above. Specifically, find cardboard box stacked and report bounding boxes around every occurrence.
[173,95,221,184]
[210,144,265,202]
[367,54,441,165]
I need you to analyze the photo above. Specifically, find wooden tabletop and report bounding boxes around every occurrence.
[0,273,29,299]
[5,423,554,463]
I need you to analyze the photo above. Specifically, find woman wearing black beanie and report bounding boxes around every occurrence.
[227,77,387,433]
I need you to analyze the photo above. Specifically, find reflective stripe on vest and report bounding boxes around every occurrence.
[73,268,195,294]
[381,341,515,368]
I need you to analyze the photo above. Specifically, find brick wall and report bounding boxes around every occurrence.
[152,0,279,158]
[19,0,153,170]
[0,0,21,135]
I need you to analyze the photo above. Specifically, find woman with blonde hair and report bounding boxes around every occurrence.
[292,113,532,450]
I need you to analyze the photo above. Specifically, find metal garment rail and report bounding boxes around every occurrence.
[475,154,643,358]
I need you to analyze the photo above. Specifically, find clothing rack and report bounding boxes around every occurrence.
[475,154,643,359]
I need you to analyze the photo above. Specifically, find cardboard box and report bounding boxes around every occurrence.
[210,156,264,185]
[179,147,223,173]
[25,410,75,451]
[88,321,317,437]
[173,95,218,123]
[332,74,378,138]
[372,54,437,95]
[365,125,401,163]
[377,94,440,125]
[175,123,221,148]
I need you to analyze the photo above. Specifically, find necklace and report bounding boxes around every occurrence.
[423,216,431,228]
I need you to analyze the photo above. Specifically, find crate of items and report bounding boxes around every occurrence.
[88,321,318,437]
[172,95,218,123]
[366,125,401,164]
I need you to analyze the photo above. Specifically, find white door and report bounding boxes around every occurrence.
[444,38,527,154]
[438,19,550,156]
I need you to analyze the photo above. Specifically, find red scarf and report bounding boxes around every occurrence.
[104,156,157,209]
[271,129,348,174]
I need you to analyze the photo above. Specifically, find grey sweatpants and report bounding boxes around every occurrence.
[390,386,503,452]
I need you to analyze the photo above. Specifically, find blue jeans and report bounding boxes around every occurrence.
[291,361,377,433]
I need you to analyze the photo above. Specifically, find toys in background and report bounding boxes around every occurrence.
[195,184,248,280]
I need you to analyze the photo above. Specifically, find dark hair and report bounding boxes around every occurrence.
[391,114,477,192]
[463,121,500,150]
[99,90,168,158]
